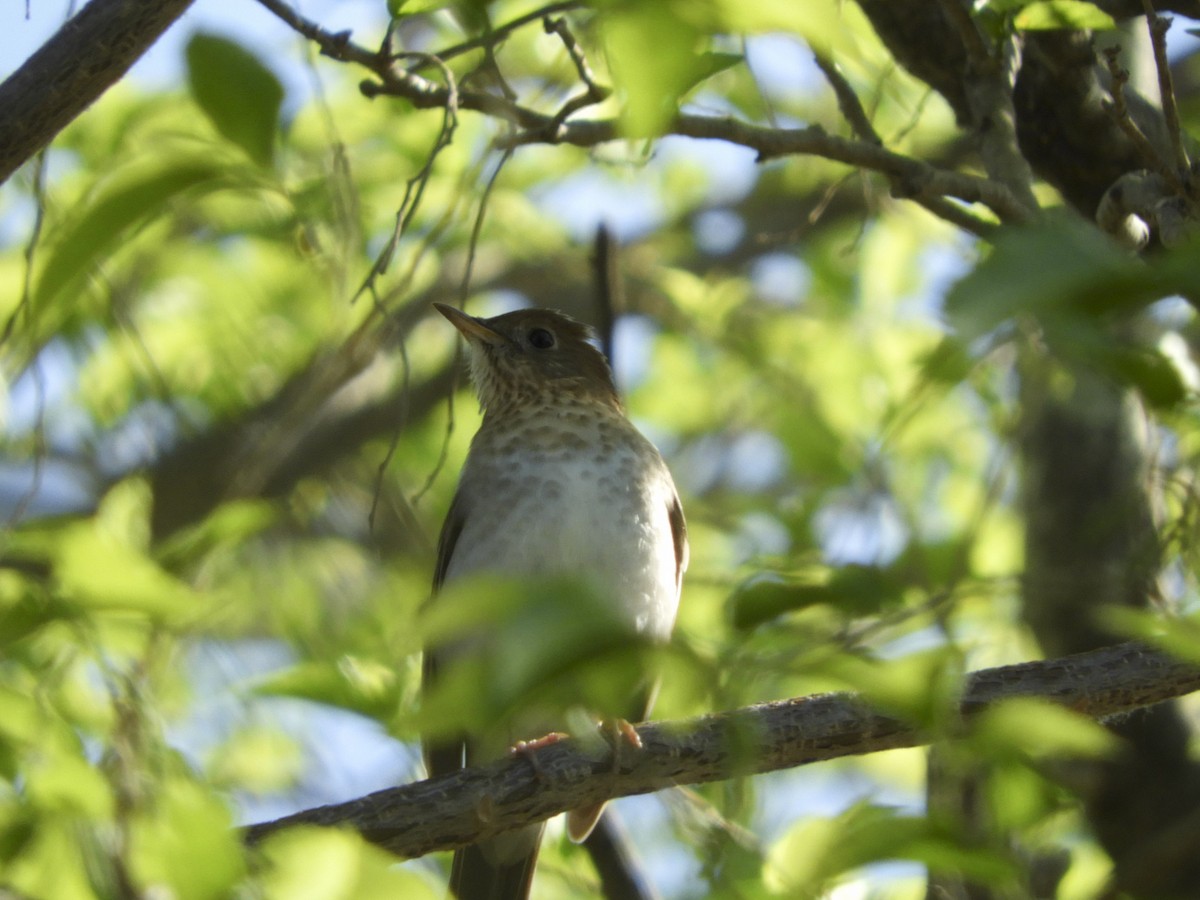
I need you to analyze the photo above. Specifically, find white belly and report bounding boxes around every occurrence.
[445,447,679,640]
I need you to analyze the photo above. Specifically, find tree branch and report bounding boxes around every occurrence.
[244,642,1200,859]
[256,0,1032,226]
[0,0,195,185]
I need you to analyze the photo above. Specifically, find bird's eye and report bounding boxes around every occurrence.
[528,328,556,349]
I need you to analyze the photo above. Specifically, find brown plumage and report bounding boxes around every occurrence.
[425,304,687,900]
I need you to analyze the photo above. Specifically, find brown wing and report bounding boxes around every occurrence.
[668,489,689,591]
[431,489,466,592]
[423,490,468,778]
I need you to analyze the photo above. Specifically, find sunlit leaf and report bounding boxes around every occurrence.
[603,5,703,136]
[972,697,1118,759]
[207,727,304,793]
[821,647,964,726]
[25,752,113,818]
[55,521,195,621]
[765,803,1018,893]
[1014,0,1115,30]
[418,575,662,741]
[33,154,234,311]
[945,216,1158,341]
[257,827,438,900]
[256,656,400,720]
[129,780,244,900]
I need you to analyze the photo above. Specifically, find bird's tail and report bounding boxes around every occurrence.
[450,826,544,900]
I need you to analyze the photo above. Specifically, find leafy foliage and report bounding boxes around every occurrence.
[1,0,1199,897]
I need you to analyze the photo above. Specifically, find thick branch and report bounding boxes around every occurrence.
[0,0,195,185]
[244,642,1200,859]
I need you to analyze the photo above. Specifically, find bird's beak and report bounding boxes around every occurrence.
[433,303,507,347]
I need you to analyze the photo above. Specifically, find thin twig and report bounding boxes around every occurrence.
[1101,46,1187,194]
[264,0,1033,227]
[408,1,584,68]
[813,52,996,238]
[814,53,880,145]
[353,53,460,303]
[1140,1,1191,179]
[544,15,607,103]
[1,150,49,351]
[255,0,380,66]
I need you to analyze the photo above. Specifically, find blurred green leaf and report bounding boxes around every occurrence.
[129,779,244,900]
[765,803,1018,893]
[1014,0,1115,30]
[419,575,661,741]
[946,216,1152,340]
[186,33,284,168]
[972,698,1118,759]
[257,827,438,900]
[729,563,908,629]
[822,647,964,727]
[257,656,400,720]
[604,5,703,136]
[1100,606,1200,663]
[55,521,196,621]
[25,752,113,818]
[916,336,973,385]
[207,727,304,793]
[33,155,233,311]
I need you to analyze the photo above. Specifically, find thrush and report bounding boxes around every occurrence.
[425,303,688,900]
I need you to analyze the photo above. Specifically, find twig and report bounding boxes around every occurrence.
[408,1,585,68]
[1101,46,1187,195]
[814,53,880,146]
[353,53,460,303]
[244,642,1200,859]
[813,53,996,238]
[937,0,1038,211]
[1140,1,1191,180]
[255,0,380,67]
[263,0,1033,227]
[544,15,608,104]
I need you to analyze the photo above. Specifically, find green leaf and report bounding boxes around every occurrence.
[822,647,964,727]
[257,827,439,900]
[34,155,231,310]
[129,780,245,900]
[1014,0,1116,30]
[256,656,400,720]
[972,698,1118,759]
[946,216,1164,341]
[603,5,703,136]
[765,804,1018,893]
[690,51,745,88]
[186,33,284,168]
[729,564,907,629]
[418,575,659,742]
[55,521,195,621]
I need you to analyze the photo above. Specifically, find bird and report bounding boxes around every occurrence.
[425,303,688,900]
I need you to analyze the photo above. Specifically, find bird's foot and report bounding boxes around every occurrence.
[510,731,569,780]
[609,717,643,751]
[596,718,642,772]
[510,731,569,754]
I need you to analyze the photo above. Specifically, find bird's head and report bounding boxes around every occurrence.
[434,304,620,413]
